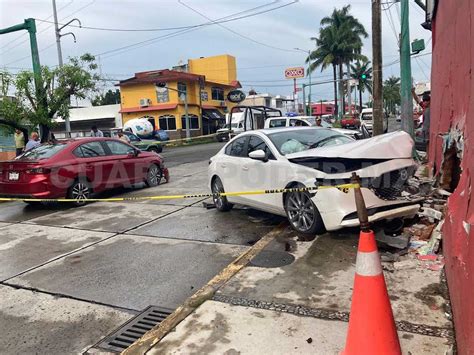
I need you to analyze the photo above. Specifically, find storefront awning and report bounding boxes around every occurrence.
[202,108,225,120]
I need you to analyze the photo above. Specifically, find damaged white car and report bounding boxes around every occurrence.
[208,127,420,235]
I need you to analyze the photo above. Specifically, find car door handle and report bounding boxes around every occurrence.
[242,166,249,171]
[220,163,227,168]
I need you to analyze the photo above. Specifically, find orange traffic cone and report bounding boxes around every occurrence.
[342,230,401,355]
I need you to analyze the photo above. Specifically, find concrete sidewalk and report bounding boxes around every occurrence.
[145,228,454,354]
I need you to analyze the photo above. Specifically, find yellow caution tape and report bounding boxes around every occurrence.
[163,133,218,145]
[0,183,360,203]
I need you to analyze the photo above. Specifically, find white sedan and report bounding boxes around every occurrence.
[208,127,420,235]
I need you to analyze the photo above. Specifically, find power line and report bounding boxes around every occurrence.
[3,43,57,66]
[33,1,281,32]
[0,0,95,57]
[382,3,400,47]
[178,0,299,53]
[414,57,429,80]
[0,0,74,51]
[96,1,297,59]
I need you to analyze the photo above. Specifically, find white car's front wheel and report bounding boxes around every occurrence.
[284,185,325,235]
[211,176,233,212]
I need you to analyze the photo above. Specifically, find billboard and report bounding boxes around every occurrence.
[285,67,305,79]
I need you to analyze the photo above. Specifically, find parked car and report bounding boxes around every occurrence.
[264,117,311,128]
[104,129,163,153]
[154,129,170,142]
[359,108,388,134]
[341,114,361,129]
[208,127,419,235]
[0,138,168,205]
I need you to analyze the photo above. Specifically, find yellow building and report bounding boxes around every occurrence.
[118,54,241,138]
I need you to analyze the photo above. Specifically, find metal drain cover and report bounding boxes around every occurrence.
[93,306,173,353]
[249,250,295,268]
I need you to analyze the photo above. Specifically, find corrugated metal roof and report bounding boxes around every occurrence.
[55,104,121,122]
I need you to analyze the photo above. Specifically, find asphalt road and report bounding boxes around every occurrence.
[0,121,405,354]
[162,142,224,167]
[0,140,287,354]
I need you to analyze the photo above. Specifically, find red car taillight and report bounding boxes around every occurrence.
[25,167,51,175]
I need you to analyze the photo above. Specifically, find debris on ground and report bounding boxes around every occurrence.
[380,163,449,273]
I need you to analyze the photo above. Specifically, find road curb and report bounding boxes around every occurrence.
[122,223,287,355]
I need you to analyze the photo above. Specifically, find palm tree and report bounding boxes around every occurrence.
[316,5,368,116]
[383,76,401,115]
[307,31,338,116]
[350,60,373,112]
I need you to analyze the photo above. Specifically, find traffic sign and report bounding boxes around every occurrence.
[285,67,305,79]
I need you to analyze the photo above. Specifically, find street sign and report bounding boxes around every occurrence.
[348,79,359,86]
[227,89,246,103]
[285,67,305,79]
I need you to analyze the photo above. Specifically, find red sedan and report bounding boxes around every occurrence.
[0,137,169,205]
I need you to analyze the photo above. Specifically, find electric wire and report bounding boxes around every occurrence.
[96,1,297,59]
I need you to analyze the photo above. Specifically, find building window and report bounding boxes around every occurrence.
[159,115,176,130]
[275,99,283,108]
[177,82,187,100]
[201,90,208,101]
[211,87,224,101]
[181,114,199,130]
[156,85,169,103]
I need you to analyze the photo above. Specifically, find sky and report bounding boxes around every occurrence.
[0,0,432,103]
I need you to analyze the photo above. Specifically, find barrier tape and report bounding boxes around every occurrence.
[163,133,218,145]
[0,183,360,203]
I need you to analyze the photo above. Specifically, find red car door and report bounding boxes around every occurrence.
[103,140,143,186]
[74,141,117,192]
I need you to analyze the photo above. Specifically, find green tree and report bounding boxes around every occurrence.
[383,76,401,115]
[350,60,373,112]
[92,89,121,106]
[307,5,368,117]
[0,53,99,142]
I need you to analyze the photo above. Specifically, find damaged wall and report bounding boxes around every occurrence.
[429,1,474,353]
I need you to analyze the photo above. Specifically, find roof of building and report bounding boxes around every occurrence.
[55,104,120,122]
[118,69,203,86]
[117,69,241,88]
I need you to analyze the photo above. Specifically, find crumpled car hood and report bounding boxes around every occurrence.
[286,131,414,160]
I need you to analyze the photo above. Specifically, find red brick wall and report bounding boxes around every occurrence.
[430,2,474,353]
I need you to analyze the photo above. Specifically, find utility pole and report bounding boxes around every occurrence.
[295,48,313,115]
[52,0,63,67]
[0,19,49,141]
[52,0,81,137]
[346,63,352,114]
[181,92,190,139]
[372,0,384,136]
[400,0,414,138]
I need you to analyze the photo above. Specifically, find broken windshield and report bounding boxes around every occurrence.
[268,128,354,155]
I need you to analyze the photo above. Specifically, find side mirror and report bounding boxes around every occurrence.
[128,150,139,157]
[249,149,267,162]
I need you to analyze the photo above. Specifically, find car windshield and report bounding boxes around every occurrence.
[230,123,239,128]
[361,113,373,120]
[268,128,353,155]
[16,143,67,160]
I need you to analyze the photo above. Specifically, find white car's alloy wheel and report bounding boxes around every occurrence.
[285,186,324,235]
[212,177,233,211]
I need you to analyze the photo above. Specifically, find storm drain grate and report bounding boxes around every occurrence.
[93,306,173,353]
